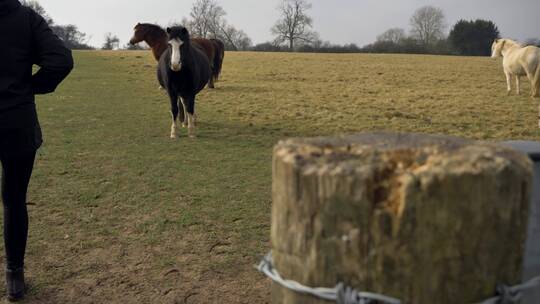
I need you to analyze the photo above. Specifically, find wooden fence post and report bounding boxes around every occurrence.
[271,132,532,304]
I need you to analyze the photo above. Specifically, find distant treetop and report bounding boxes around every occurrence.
[449,19,500,56]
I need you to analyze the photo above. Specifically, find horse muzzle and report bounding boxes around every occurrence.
[171,63,182,72]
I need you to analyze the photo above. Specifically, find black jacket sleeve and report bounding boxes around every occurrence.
[29,10,73,95]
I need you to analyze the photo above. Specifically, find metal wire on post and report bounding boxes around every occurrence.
[479,276,540,304]
[257,251,540,304]
[256,251,401,304]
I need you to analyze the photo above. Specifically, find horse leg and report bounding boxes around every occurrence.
[169,93,179,139]
[534,65,540,98]
[519,60,536,97]
[185,97,196,138]
[516,76,520,95]
[208,52,216,89]
[527,70,536,98]
[178,97,187,128]
[208,68,215,89]
[505,71,512,95]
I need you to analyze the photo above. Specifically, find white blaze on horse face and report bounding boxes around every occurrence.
[491,40,506,58]
[491,41,502,58]
[169,38,184,71]
[491,42,497,58]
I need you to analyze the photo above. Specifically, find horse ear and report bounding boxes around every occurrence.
[181,27,188,35]
[166,27,171,34]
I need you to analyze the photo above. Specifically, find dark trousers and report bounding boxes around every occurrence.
[0,150,36,270]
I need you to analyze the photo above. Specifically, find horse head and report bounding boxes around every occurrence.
[491,39,506,58]
[129,23,146,45]
[492,39,521,58]
[167,26,190,72]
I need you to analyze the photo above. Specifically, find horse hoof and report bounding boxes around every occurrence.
[170,134,177,139]
[182,123,187,128]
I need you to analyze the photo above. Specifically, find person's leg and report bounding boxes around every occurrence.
[0,150,36,301]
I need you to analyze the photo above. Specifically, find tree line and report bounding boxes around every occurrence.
[259,2,500,55]
[174,0,540,55]
[363,7,500,56]
[21,0,93,50]
[22,0,540,55]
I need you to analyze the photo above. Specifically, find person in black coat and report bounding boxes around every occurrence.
[0,0,73,301]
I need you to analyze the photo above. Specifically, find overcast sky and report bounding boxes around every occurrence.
[34,0,540,48]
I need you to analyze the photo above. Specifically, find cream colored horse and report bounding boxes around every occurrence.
[491,39,540,98]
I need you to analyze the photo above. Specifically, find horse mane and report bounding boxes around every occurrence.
[139,23,167,39]
[501,39,522,48]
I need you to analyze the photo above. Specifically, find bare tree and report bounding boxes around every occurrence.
[377,28,406,44]
[272,0,317,50]
[182,0,252,51]
[20,0,92,49]
[51,24,92,49]
[20,0,54,24]
[219,24,252,51]
[410,6,446,47]
[102,33,120,50]
[189,0,225,38]
[235,30,253,51]
[178,17,191,29]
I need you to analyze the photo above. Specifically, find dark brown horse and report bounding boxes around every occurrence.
[130,23,225,88]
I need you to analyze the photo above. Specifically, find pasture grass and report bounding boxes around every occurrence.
[4,50,539,303]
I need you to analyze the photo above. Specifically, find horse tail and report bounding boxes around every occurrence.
[211,39,225,82]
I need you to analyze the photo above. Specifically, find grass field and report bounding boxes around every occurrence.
[4,50,540,303]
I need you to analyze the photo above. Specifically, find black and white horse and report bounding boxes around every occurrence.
[158,26,211,138]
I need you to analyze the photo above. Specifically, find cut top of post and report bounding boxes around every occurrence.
[275,132,532,179]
